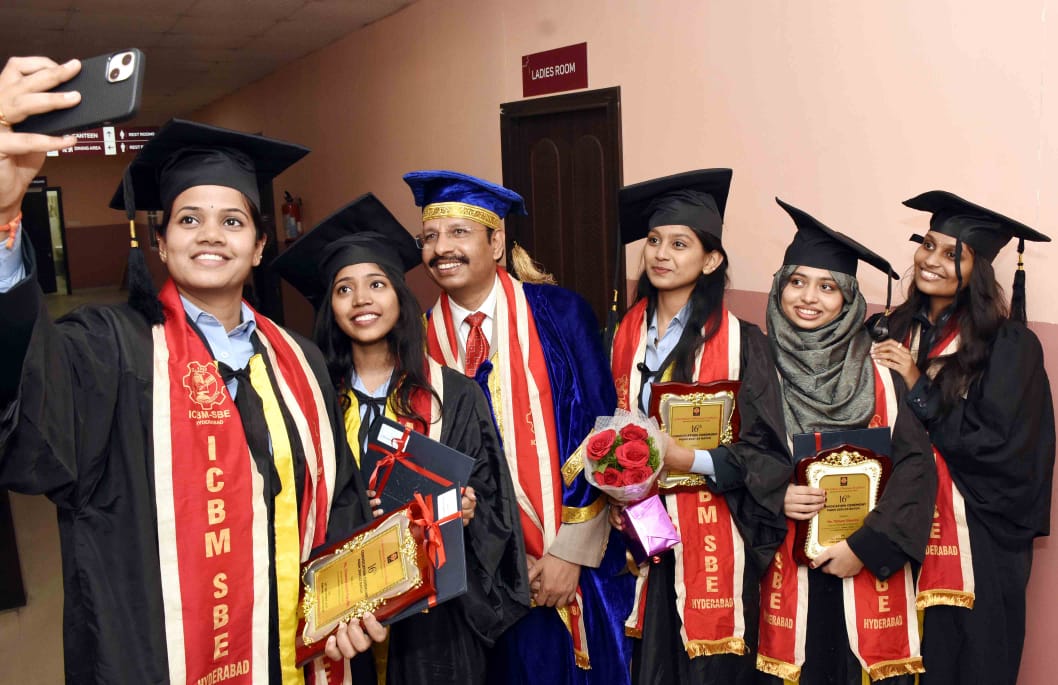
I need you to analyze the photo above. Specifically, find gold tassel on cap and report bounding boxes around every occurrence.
[510,242,556,285]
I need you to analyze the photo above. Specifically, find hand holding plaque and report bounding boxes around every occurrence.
[648,380,741,490]
[792,444,892,566]
[295,499,437,667]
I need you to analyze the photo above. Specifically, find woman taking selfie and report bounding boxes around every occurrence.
[609,170,791,685]
[273,196,529,685]
[871,191,1054,685]
[0,56,380,685]
[757,198,934,685]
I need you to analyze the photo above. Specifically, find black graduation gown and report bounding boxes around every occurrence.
[762,371,936,685]
[0,264,372,684]
[907,321,1055,685]
[633,321,792,685]
[383,368,530,685]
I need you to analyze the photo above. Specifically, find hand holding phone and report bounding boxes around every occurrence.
[13,49,144,136]
[0,56,82,222]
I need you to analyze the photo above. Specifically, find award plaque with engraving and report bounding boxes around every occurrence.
[648,380,741,490]
[295,502,435,666]
[793,444,892,565]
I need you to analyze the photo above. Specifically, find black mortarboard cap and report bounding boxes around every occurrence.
[618,169,732,244]
[108,119,308,324]
[109,118,309,213]
[778,198,898,279]
[271,193,418,308]
[778,197,899,340]
[902,190,1049,263]
[904,190,1050,321]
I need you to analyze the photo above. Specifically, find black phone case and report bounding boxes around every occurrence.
[14,49,145,136]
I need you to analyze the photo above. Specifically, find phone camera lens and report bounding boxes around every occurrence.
[109,68,120,80]
[122,54,132,66]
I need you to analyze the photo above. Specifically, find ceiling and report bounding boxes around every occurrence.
[0,0,415,125]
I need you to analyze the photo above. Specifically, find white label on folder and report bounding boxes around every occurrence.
[376,422,404,448]
[437,488,459,520]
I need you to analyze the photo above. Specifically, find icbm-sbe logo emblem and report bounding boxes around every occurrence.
[183,361,227,410]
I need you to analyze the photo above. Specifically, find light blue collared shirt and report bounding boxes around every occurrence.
[642,302,715,477]
[180,297,257,398]
[349,370,392,452]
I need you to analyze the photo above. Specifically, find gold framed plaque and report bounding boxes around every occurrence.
[295,505,433,666]
[793,445,892,565]
[648,380,741,490]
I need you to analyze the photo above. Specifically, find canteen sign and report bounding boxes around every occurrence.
[522,42,588,97]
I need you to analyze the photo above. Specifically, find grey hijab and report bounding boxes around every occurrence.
[766,264,875,436]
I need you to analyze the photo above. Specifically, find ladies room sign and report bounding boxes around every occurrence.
[522,42,588,97]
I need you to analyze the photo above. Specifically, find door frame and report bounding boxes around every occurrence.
[499,86,625,314]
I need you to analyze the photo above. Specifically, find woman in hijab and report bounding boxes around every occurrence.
[609,170,790,685]
[757,198,935,685]
[0,56,380,685]
[871,192,1054,685]
[272,195,529,685]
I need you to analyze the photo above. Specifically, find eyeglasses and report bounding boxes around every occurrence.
[414,226,488,250]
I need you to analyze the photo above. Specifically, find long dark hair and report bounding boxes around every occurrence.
[889,255,1007,413]
[314,262,441,429]
[635,231,730,382]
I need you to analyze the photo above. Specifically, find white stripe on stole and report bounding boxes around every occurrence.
[841,575,863,670]
[625,570,647,632]
[261,328,336,558]
[730,514,747,640]
[431,304,461,370]
[794,564,809,665]
[875,360,899,426]
[627,314,648,410]
[490,285,547,539]
[248,412,271,682]
[665,494,692,646]
[932,334,975,595]
[427,358,445,442]
[902,563,921,656]
[510,279,559,547]
[152,325,187,685]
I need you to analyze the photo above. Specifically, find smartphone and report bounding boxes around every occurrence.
[14,49,145,136]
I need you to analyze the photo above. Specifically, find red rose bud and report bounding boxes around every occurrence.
[586,429,617,461]
[619,424,648,442]
[599,468,622,486]
[627,465,654,485]
[615,439,651,469]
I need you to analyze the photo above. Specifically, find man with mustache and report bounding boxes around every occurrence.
[404,170,633,684]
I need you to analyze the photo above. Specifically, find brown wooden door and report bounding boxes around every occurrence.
[500,87,623,326]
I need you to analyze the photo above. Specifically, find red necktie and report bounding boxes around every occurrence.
[464,311,489,378]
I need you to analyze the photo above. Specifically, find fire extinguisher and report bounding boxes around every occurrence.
[282,191,302,241]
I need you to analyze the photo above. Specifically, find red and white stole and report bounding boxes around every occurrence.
[613,299,749,657]
[426,269,593,664]
[908,324,975,609]
[757,365,924,681]
[151,280,339,685]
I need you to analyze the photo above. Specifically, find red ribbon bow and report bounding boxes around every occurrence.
[413,492,460,570]
[367,425,453,500]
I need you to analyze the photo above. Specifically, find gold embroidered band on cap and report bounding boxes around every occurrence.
[422,202,501,230]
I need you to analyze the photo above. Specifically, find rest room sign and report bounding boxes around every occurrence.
[522,42,588,97]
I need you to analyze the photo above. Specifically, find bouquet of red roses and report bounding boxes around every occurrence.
[582,410,665,503]
[581,410,680,563]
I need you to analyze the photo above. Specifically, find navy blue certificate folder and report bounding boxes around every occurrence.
[364,417,472,624]
[791,426,892,462]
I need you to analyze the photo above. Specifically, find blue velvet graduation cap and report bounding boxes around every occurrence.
[402,170,527,230]
[271,193,417,308]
